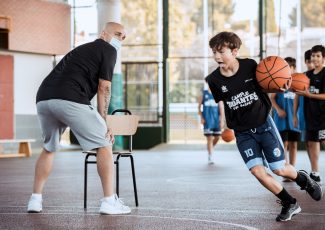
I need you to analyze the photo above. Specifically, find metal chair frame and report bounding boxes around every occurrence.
[83,109,139,209]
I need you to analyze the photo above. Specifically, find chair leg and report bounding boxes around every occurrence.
[129,155,139,207]
[115,156,120,196]
[84,158,88,210]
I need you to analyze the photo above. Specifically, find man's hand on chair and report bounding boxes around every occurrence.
[106,127,115,144]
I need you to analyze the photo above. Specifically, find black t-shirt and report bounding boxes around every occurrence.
[304,68,325,130]
[36,39,117,105]
[205,58,271,132]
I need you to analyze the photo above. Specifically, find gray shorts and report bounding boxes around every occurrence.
[37,99,112,152]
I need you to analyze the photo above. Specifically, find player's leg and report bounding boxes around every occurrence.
[28,100,66,213]
[235,128,300,221]
[306,130,322,182]
[57,100,131,214]
[287,131,300,166]
[263,117,322,201]
[206,135,214,164]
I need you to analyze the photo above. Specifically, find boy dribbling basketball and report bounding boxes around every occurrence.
[205,31,322,222]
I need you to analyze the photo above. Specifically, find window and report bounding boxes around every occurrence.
[0,29,9,49]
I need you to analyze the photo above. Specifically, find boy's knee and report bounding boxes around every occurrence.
[250,166,266,179]
[273,168,285,176]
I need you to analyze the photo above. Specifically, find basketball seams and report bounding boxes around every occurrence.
[269,64,290,76]
[256,56,292,90]
[261,59,274,89]
[263,56,280,89]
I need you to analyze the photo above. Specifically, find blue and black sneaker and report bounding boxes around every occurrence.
[276,200,301,222]
[299,170,323,201]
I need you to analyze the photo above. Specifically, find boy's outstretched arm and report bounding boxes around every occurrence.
[295,88,325,100]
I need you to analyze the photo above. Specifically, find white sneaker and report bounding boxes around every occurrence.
[99,194,131,215]
[208,156,214,164]
[27,196,42,213]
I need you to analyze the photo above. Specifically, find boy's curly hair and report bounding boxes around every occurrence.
[209,32,242,51]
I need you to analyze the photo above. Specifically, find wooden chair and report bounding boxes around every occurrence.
[83,109,139,209]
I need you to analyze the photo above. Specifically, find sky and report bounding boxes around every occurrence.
[68,0,98,34]
[233,0,296,28]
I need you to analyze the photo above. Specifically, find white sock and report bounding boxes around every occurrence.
[103,194,116,203]
[312,171,320,176]
[31,193,42,200]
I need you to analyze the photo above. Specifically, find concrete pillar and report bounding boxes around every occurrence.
[97,0,124,149]
[97,0,121,73]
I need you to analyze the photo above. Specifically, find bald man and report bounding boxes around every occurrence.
[27,22,131,215]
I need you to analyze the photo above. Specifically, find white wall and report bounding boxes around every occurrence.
[13,53,53,115]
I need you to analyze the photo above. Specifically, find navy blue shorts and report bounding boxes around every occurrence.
[235,116,285,171]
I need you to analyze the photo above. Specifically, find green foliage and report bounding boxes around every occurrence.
[289,0,325,28]
[265,0,277,33]
[120,0,158,44]
[231,20,250,31]
[120,0,235,105]
[169,0,200,48]
[208,0,235,34]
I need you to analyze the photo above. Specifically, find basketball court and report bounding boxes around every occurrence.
[0,144,324,229]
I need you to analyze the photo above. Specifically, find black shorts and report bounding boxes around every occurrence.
[279,130,301,142]
[306,130,325,142]
[204,128,221,136]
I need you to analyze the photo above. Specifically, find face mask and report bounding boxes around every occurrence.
[109,37,121,51]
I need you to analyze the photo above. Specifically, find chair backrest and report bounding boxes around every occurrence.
[106,115,139,136]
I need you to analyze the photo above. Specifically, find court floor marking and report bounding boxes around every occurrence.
[1,206,325,216]
[0,213,258,230]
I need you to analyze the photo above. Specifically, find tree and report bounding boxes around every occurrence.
[265,0,277,33]
[289,0,325,28]
[208,0,235,34]
[120,0,158,45]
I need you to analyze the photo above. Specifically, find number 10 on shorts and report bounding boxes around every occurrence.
[244,148,254,158]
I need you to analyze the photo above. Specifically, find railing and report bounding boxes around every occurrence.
[170,104,205,143]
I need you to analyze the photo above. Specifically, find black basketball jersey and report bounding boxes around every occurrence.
[304,67,325,130]
[205,58,271,131]
[36,39,117,105]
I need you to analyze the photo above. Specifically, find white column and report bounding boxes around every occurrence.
[296,0,302,72]
[203,0,208,89]
[97,0,121,73]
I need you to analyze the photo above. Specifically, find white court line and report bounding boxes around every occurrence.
[0,213,258,230]
[1,206,325,216]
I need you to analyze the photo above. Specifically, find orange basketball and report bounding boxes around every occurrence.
[291,73,310,91]
[256,56,292,91]
[221,129,235,142]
